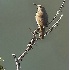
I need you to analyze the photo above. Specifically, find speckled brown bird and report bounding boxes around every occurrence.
[33,3,48,40]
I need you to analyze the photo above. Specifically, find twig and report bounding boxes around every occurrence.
[12,54,20,70]
[12,30,38,70]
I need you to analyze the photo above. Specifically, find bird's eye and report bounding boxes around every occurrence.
[40,6,42,8]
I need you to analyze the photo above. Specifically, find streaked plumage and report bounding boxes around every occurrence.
[34,4,48,39]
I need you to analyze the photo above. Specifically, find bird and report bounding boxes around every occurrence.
[33,3,48,40]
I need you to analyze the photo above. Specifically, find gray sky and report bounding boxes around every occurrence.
[0,0,68,70]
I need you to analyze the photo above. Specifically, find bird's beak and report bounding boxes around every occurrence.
[33,3,37,6]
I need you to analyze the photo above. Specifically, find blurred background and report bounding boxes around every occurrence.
[0,0,68,70]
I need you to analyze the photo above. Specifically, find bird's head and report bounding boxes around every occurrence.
[33,3,43,10]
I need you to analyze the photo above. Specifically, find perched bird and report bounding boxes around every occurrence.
[33,3,48,40]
